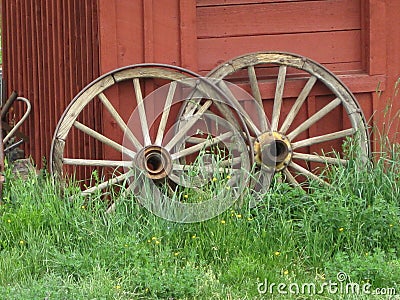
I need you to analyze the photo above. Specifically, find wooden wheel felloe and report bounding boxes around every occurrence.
[205,52,370,189]
[50,64,251,222]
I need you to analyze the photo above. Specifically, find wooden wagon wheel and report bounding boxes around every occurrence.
[50,64,251,222]
[183,52,370,191]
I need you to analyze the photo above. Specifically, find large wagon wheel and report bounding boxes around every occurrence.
[185,52,370,191]
[50,64,251,222]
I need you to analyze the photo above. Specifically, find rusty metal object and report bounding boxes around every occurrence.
[0,91,32,201]
[134,146,173,181]
[255,131,293,172]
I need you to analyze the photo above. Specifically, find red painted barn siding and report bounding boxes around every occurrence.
[196,0,363,72]
[1,0,101,167]
[96,0,398,144]
[1,0,399,166]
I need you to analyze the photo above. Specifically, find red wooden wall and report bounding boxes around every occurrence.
[1,0,101,167]
[2,0,399,167]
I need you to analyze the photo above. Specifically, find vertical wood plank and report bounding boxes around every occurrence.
[365,0,386,75]
[143,0,154,63]
[179,0,198,71]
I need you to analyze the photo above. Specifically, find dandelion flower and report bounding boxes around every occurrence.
[115,285,121,290]
[226,175,231,179]
[155,240,160,245]
[192,234,197,239]
[174,252,180,256]
[389,224,393,227]
[283,270,289,275]
[7,219,11,223]
[151,236,157,240]
[212,177,218,182]
[274,251,280,256]
[338,227,344,232]
[81,205,86,209]
[220,220,226,224]
[184,194,189,199]
[236,214,242,219]
[19,240,25,245]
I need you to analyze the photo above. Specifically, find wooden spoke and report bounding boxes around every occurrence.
[271,65,287,131]
[98,92,142,151]
[63,158,132,168]
[171,131,233,160]
[283,168,301,187]
[133,78,151,146]
[287,97,341,141]
[289,162,330,186]
[292,128,355,149]
[155,81,177,145]
[74,121,136,158]
[248,65,268,132]
[280,76,317,133]
[216,80,262,136]
[81,172,132,196]
[165,99,212,151]
[185,136,207,144]
[292,152,348,165]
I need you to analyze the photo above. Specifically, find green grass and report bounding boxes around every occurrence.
[0,134,400,299]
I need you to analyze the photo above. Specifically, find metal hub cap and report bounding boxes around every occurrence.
[134,146,173,180]
[255,131,292,172]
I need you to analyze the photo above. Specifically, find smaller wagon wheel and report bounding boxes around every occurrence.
[191,52,369,190]
[50,64,251,222]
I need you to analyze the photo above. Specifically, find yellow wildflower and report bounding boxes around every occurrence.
[212,177,218,182]
[19,240,25,245]
[184,194,189,199]
[338,227,344,232]
[274,251,280,256]
[220,220,226,224]
[283,270,289,275]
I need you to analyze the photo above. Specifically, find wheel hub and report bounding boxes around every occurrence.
[134,146,173,180]
[255,132,292,171]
